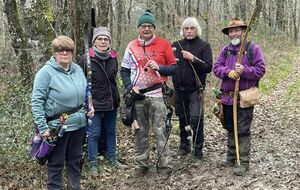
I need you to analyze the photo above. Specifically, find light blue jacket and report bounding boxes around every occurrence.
[32,56,87,133]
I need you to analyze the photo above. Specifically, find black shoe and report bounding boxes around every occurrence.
[221,159,235,167]
[177,145,191,156]
[233,165,249,176]
[191,155,203,167]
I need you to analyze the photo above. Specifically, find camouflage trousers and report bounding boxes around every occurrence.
[133,96,171,170]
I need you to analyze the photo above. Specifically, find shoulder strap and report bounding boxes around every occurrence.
[223,45,230,59]
[245,41,254,65]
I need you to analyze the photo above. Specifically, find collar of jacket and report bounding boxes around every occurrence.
[183,36,200,44]
[47,56,76,73]
[88,48,117,59]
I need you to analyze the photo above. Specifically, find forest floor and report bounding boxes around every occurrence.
[79,56,300,190]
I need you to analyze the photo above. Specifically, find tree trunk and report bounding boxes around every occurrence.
[4,0,33,87]
[196,0,200,17]
[127,0,133,25]
[116,0,124,49]
[188,0,192,16]
[276,0,286,31]
[256,0,263,20]
[292,0,298,44]
[222,0,230,22]
[34,0,56,60]
[240,0,247,21]
[98,0,109,27]
[175,0,181,17]
[73,0,90,56]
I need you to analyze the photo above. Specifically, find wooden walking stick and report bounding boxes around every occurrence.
[233,7,257,165]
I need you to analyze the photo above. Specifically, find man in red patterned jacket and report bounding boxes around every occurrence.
[120,10,177,180]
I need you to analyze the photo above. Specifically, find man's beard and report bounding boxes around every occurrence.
[231,37,241,46]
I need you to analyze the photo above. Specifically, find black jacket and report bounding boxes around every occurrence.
[78,48,120,111]
[172,37,213,91]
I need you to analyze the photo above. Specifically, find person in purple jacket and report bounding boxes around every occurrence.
[213,17,266,176]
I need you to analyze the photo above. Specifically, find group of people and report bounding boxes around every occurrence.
[31,9,265,190]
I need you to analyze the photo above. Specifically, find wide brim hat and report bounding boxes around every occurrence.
[222,17,248,35]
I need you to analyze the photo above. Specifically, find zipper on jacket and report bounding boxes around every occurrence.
[96,60,114,110]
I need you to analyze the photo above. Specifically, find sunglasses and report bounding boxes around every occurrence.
[56,48,73,55]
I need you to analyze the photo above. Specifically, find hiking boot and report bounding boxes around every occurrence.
[177,145,191,156]
[191,155,203,167]
[132,167,149,177]
[158,168,172,180]
[108,160,128,169]
[89,166,99,176]
[221,159,235,167]
[233,164,249,176]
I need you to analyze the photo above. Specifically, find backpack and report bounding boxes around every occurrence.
[223,41,254,64]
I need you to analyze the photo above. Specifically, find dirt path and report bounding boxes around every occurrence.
[82,57,300,190]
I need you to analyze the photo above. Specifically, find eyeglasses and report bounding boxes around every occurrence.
[139,24,154,29]
[184,26,196,30]
[96,37,110,42]
[57,48,73,55]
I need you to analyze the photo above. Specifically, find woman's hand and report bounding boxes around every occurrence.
[87,105,95,118]
[41,129,51,138]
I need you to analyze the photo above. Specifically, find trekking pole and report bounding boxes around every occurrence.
[233,7,257,165]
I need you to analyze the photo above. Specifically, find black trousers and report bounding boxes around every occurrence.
[223,104,254,135]
[175,89,204,156]
[47,127,85,190]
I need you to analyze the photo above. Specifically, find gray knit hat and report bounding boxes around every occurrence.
[92,27,111,43]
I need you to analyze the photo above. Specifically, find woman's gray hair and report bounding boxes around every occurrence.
[180,17,202,37]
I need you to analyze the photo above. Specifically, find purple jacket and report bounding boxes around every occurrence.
[213,40,266,105]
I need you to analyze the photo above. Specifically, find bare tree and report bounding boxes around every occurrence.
[98,0,110,26]
[240,0,247,21]
[73,0,91,56]
[275,0,286,31]
[256,0,263,19]
[116,0,124,49]
[4,0,33,87]
[175,0,181,17]
[292,0,299,44]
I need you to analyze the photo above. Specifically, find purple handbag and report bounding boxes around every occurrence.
[29,127,56,165]
[35,139,56,165]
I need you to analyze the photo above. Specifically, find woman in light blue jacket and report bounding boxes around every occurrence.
[32,36,94,190]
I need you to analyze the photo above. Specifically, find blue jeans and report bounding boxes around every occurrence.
[88,110,117,167]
